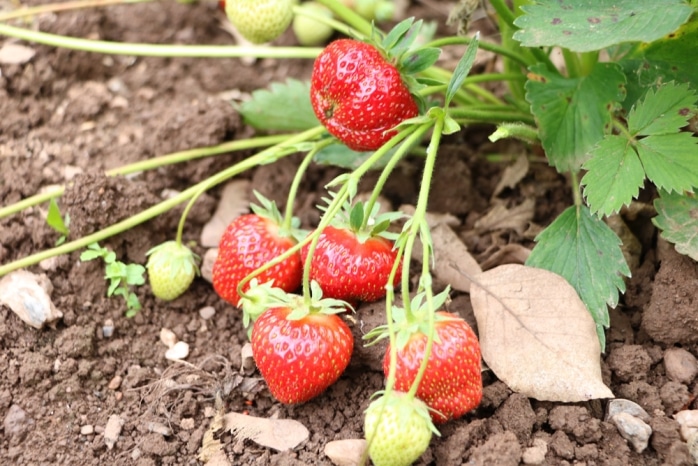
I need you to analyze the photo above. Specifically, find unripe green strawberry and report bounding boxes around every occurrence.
[293,2,334,46]
[225,0,295,44]
[146,241,200,301]
[364,392,436,466]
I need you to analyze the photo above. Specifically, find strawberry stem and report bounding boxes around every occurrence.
[0,126,326,277]
[314,0,373,37]
[292,4,362,39]
[0,23,323,59]
[0,0,152,22]
[0,135,293,221]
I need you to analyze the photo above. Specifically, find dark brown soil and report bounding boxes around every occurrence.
[1,2,697,465]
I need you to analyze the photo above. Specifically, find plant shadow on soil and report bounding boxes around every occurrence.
[1,2,698,465]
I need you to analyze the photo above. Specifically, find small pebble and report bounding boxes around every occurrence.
[108,375,122,391]
[324,439,367,466]
[104,414,124,450]
[241,343,255,373]
[146,421,172,436]
[160,328,177,349]
[201,249,217,283]
[180,418,195,430]
[606,399,651,422]
[199,306,216,320]
[674,410,698,441]
[102,319,115,338]
[80,425,94,435]
[611,412,652,453]
[664,348,698,384]
[522,438,548,465]
[165,341,189,361]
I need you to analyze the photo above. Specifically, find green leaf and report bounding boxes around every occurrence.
[46,198,69,235]
[581,135,645,217]
[526,205,631,349]
[313,143,394,169]
[653,191,698,261]
[237,79,319,131]
[381,17,414,50]
[525,62,626,171]
[107,277,122,297]
[628,82,697,135]
[125,264,146,286]
[513,0,692,53]
[620,17,698,110]
[349,202,364,231]
[400,47,441,75]
[445,33,479,108]
[637,133,698,193]
[80,249,105,261]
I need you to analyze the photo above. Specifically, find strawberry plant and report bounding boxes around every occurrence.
[1,0,697,463]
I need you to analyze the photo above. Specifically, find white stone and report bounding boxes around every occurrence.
[611,412,651,453]
[674,410,698,441]
[104,414,125,450]
[522,438,548,465]
[324,439,367,466]
[664,348,698,384]
[159,328,177,349]
[606,399,651,422]
[165,341,189,361]
[199,306,216,320]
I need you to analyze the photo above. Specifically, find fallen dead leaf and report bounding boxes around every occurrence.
[199,404,227,464]
[426,223,481,292]
[223,412,309,452]
[399,204,460,228]
[0,270,63,329]
[0,43,36,65]
[474,199,535,235]
[200,179,251,248]
[470,264,614,402]
[479,243,531,270]
[492,153,529,198]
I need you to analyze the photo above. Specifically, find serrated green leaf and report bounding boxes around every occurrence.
[525,62,626,171]
[445,34,479,108]
[46,198,69,235]
[80,249,105,261]
[313,143,394,169]
[400,47,441,75]
[237,79,319,131]
[382,17,414,50]
[653,191,698,261]
[125,264,146,286]
[628,82,697,136]
[526,205,630,349]
[582,135,645,217]
[637,132,698,193]
[513,0,692,53]
[620,16,698,110]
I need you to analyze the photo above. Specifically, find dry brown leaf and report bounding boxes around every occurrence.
[429,223,482,292]
[399,204,460,228]
[470,264,614,402]
[200,180,251,248]
[199,406,227,464]
[479,243,531,270]
[223,412,309,452]
[492,154,529,198]
[474,199,535,235]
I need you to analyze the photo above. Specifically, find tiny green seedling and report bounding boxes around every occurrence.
[80,242,146,317]
[46,198,70,246]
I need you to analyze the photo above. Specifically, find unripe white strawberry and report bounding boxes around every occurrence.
[225,0,295,44]
[146,241,200,301]
[364,391,437,466]
[293,2,334,46]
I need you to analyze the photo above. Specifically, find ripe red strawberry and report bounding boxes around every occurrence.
[301,201,402,303]
[212,195,303,307]
[385,311,482,423]
[310,39,419,151]
[251,286,353,404]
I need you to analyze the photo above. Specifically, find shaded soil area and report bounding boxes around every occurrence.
[1,2,698,465]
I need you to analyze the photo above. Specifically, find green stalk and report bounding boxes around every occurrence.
[0,23,322,58]
[0,135,291,221]
[450,107,536,125]
[0,0,151,22]
[0,126,325,277]
[424,36,532,69]
[292,4,361,38]
[360,124,432,230]
[281,145,327,232]
[562,48,582,78]
[314,0,373,37]
[570,170,582,207]
[400,116,444,315]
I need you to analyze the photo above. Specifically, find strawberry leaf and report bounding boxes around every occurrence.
[314,143,395,169]
[381,17,415,51]
[513,0,692,53]
[525,62,626,171]
[653,191,698,261]
[444,33,479,108]
[581,135,645,217]
[526,205,630,349]
[46,198,69,236]
[237,79,319,131]
[400,48,441,75]
[628,82,697,136]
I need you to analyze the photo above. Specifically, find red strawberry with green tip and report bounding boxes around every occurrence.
[301,200,403,303]
[251,282,354,404]
[212,192,304,307]
[310,20,440,151]
[371,288,483,423]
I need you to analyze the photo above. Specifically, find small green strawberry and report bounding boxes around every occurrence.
[225,0,296,44]
[293,2,334,46]
[146,241,200,301]
[364,391,437,466]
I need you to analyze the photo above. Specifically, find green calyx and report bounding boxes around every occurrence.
[324,196,404,244]
[363,287,451,349]
[249,190,307,243]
